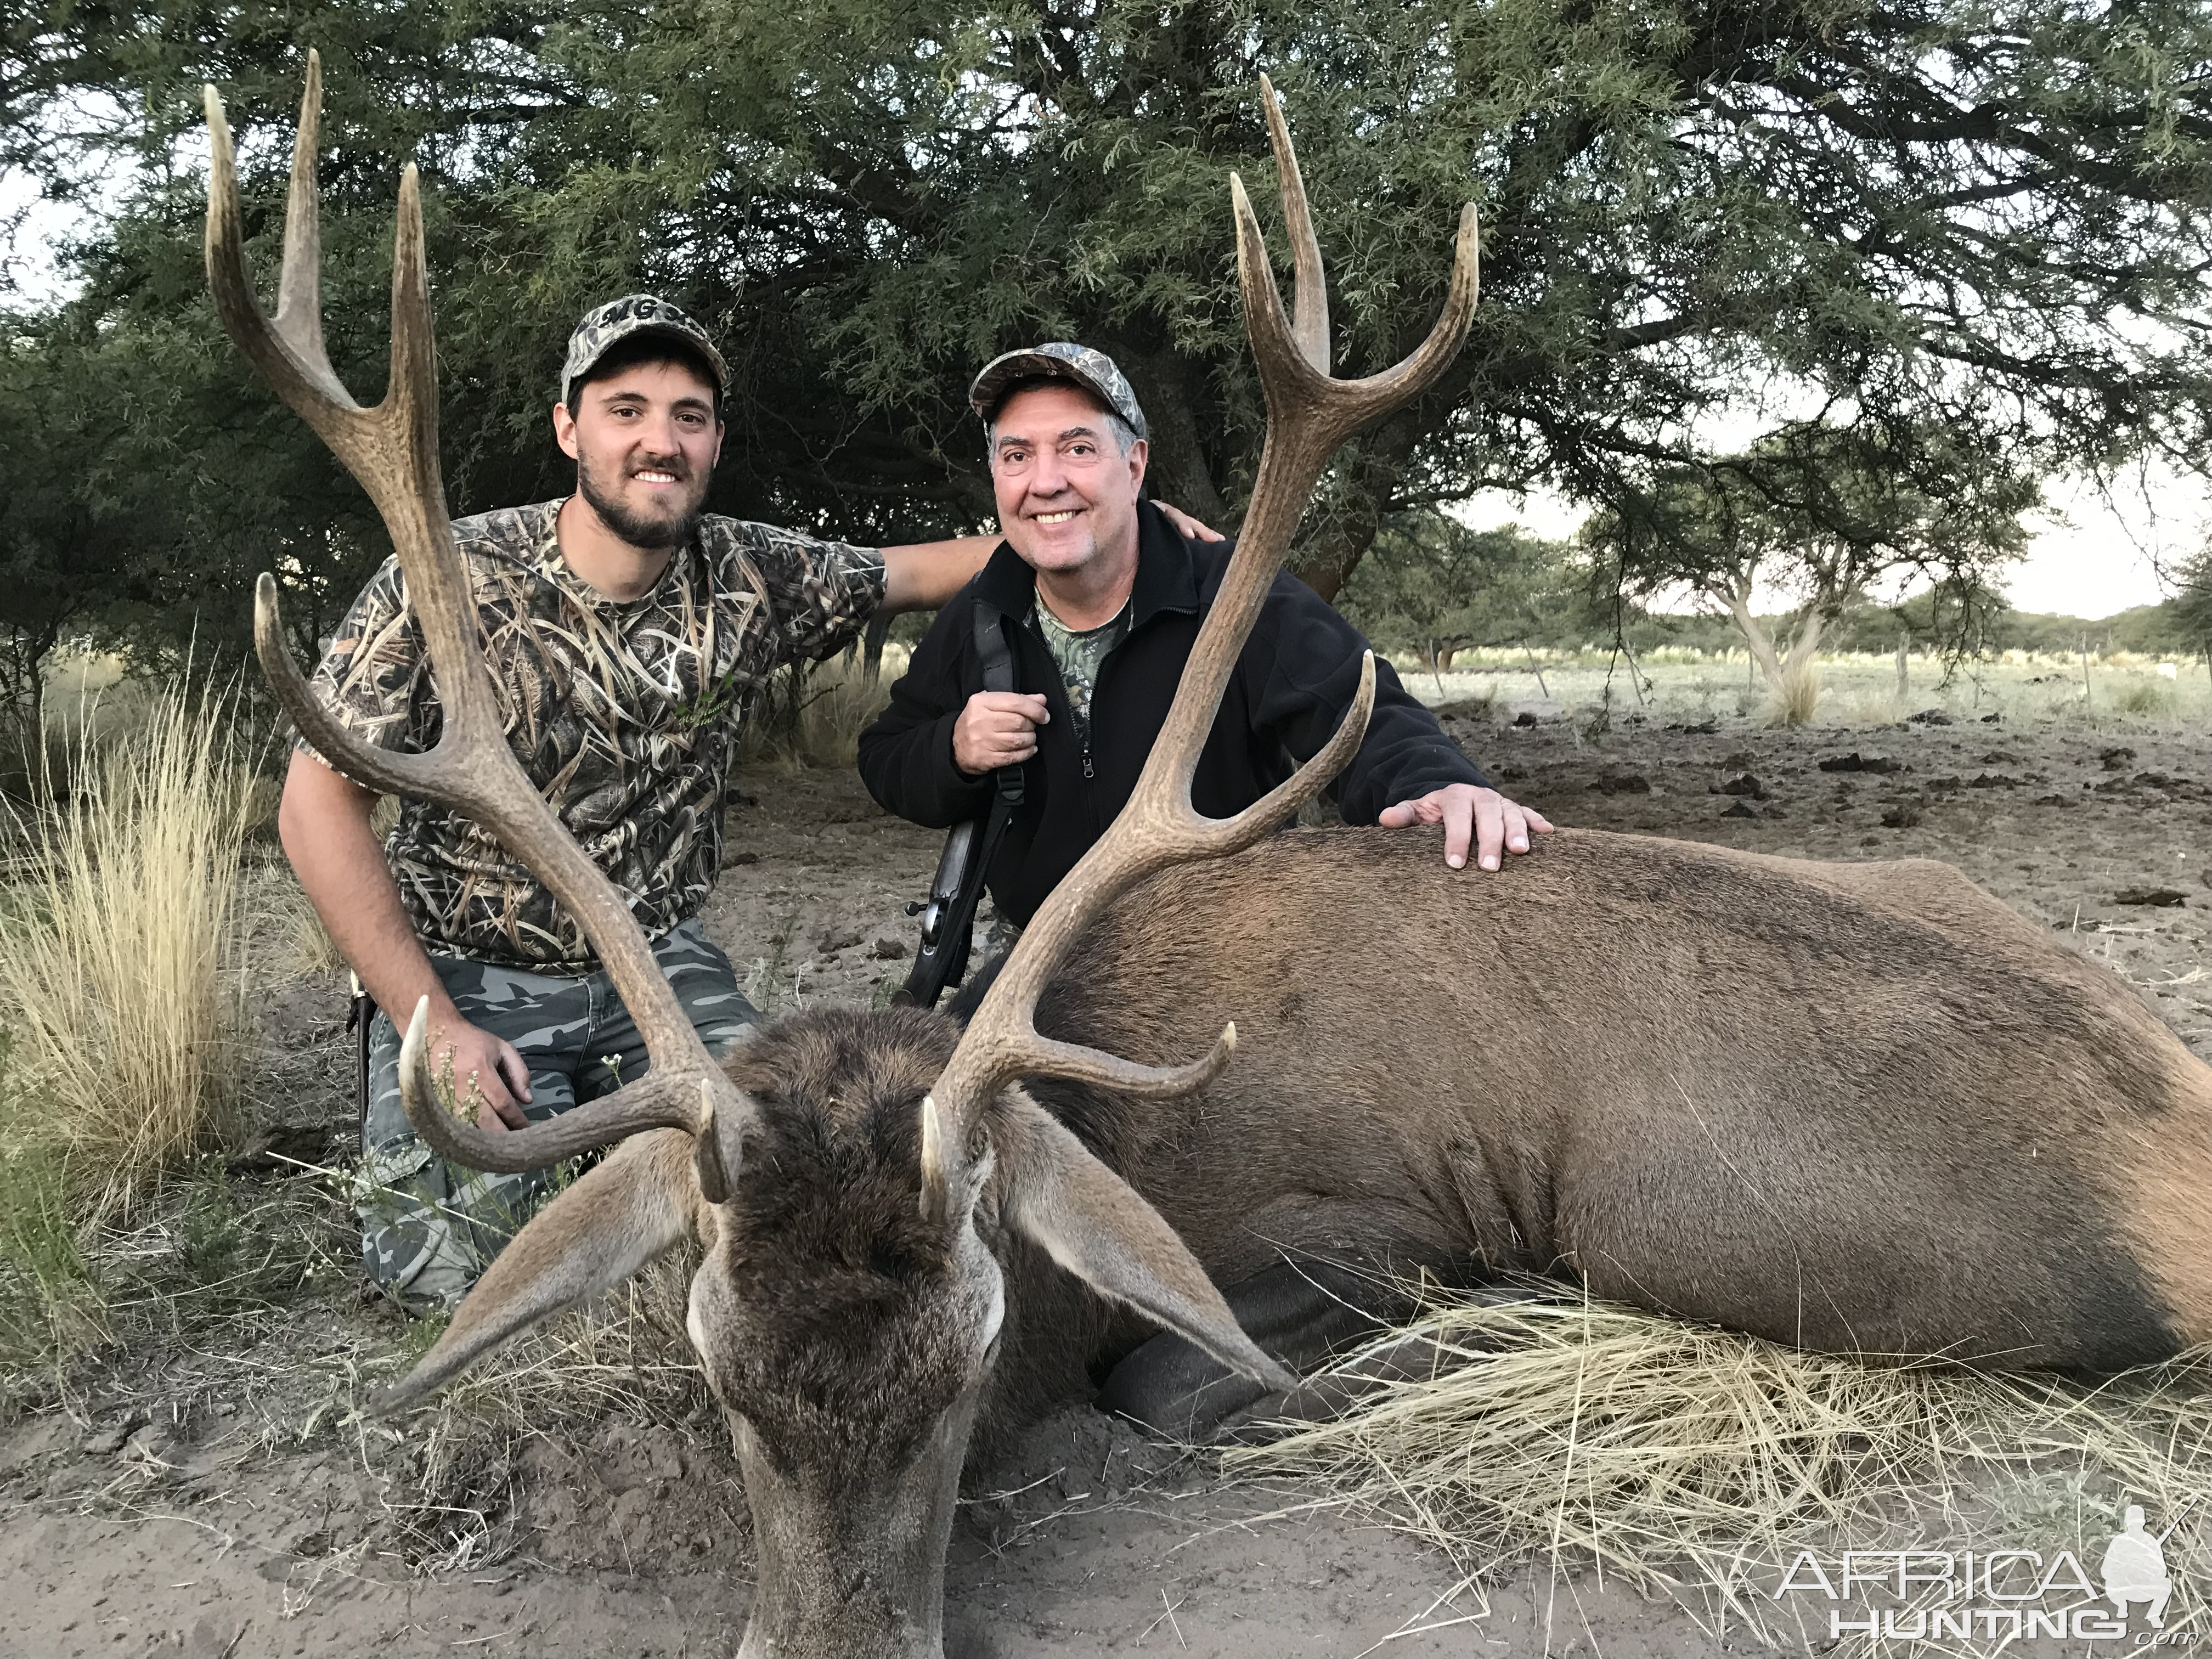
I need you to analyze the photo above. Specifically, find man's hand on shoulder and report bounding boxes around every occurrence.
[879,501,1220,613]
[1379,784,1554,872]
[1153,501,1225,542]
[953,691,1050,776]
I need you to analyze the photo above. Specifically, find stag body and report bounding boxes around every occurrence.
[1032,828,2212,1370]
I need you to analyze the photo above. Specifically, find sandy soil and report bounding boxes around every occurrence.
[4,704,2208,1659]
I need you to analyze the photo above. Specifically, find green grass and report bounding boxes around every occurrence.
[0,1112,109,1371]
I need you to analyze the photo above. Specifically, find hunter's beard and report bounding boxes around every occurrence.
[577,450,708,552]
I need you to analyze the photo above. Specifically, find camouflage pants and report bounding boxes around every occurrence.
[355,917,758,1307]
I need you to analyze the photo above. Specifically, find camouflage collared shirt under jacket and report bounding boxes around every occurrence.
[302,500,885,970]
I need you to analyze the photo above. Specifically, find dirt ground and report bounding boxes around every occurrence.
[4,700,2209,1659]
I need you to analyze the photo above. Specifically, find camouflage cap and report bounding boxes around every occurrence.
[559,295,729,411]
[969,343,1148,442]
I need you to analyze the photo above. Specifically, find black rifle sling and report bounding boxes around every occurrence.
[894,599,1023,1008]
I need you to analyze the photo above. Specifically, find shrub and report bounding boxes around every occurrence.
[0,685,259,1222]
[2112,679,2173,716]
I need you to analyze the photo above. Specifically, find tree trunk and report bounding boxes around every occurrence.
[1289,428,1415,604]
[1119,349,1227,529]
[1782,607,1827,680]
[1720,579,1830,725]
[1293,493,1384,605]
[1721,583,1787,693]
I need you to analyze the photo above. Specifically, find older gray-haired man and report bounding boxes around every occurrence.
[859,341,1551,952]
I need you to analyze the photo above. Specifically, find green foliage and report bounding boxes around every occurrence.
[1584,422,2039,686]
[0,1150,108,1370]
[1589,424,2039,616]
[1337,515,1582,663]
[0,302,388,747]
[4,0,2209,675]
[2171,540,2212,656]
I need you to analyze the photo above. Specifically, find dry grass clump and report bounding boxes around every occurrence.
[0,685,259,1222]
[741,650,900,772]
[1760,656,1823,726]
[1232,1286,2211,1650]
[252,868,346,977]
[426,1251,711,1437]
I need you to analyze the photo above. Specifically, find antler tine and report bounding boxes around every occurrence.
[916,82,1477,1220]
[397,998,711,1170]
[273,50,326,369]
[209,64,760,1179]
[1258,75,1329,374]
[203,66,357,425]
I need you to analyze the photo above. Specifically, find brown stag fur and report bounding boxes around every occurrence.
[377,823,2209,1658]
[1026,826,2212,1370]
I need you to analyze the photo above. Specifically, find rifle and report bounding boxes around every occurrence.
[894,602,1023,1008]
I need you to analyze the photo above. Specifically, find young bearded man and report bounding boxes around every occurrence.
[858,343,1551,954]
[280,300,1211,1306]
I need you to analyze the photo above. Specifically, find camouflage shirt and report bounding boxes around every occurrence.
[1031,597,1131,751]
[301,499,885,970]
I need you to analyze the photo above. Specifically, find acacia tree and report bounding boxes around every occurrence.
[4,0,2209,648]
[1336,516,1576,670]
[1583,422,2038,718]
[2174,541,2212,664]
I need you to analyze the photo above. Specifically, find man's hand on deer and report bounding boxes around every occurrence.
[1380,783,1554,871]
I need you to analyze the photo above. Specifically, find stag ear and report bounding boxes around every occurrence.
[995,1097,1298,1395]
[373,1128,709,1414]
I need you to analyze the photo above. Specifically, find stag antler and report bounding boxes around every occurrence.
[205,56,759,1195]
[918,77,1481,1221]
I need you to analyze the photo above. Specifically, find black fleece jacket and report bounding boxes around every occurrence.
[856,500,1488,927]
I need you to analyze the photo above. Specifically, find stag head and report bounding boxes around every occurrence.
[208,58,1474,1658]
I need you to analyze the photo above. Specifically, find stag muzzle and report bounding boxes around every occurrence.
[729,1397,979,1659]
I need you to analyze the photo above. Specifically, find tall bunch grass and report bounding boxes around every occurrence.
[741,650,900,772]
[0,685,259,1223]
[1761,656,1824,726]
[1235,1286,2211,1654]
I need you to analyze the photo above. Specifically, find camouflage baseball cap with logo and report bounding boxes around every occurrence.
[559,295,729,412]
[968,342,1149,442]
